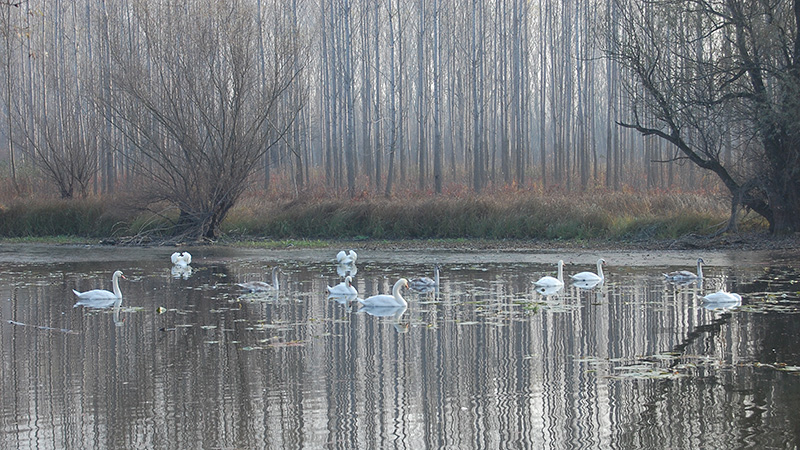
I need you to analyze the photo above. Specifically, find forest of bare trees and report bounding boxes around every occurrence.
[1,0,797,236]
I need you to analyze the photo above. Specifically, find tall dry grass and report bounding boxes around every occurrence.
[222,188,738,241]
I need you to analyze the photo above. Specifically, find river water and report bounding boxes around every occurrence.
[1,243,799,449]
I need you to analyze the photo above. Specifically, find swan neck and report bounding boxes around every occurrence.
[597,261,604,279]
[112,274,122,298]
[697,261,703,278]
[272,269,279,290]
[393,281,408,306]
[557,262,564,283]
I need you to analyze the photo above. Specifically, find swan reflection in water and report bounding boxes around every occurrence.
[535,284,564,296]
[171,265,193,279]
[360,304,409,333]
[74,296,125,327]
[572,278,603,290]
[328,293,358,312]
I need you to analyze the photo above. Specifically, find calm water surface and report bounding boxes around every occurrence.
[1,244,800,449]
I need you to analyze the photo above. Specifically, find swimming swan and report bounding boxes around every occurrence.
[410,264,440,291]
[664,258,704,282]
[237,267,281,292]
[327,276,358,296]
[570,258,605,283]
[359,278,409,308]
[701,290,741,304]
[171,251,192,267]
[534,260,564,287]
[73,270,126,305]
[336,250,358,265]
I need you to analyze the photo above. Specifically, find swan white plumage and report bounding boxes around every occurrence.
[336,250,358,265]
[570,258,605,283]
[534,260,564,287]
[171,251,192,267]
[410,264,440,291]
[237,267,281,292]
[359,278,409,308]
[664,258,704,282]
[327,276,358,296]
[73,270,126,306]
[701,290,741,304]
[701,290,742,310]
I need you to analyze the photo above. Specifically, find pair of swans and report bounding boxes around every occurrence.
[73,270,126,308]
[533,259,606,290]
[328,277,409,308]
[237,266,281,292]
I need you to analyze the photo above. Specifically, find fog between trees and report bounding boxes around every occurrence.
[1,0,798,238]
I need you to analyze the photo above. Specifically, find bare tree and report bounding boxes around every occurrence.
[10,0,100,198]
[605,0,800,233]
[106,0,300,239]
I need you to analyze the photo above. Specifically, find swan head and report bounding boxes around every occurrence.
[344,276,353,286]
[697,258,705,265]
[113,270,126,280]
[394,278,409,294]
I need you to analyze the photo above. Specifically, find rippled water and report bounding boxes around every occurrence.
[1,244,800,449]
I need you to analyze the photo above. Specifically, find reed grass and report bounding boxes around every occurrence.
[0,197,127,238]
[0,188,740,241]
[222,190,733,241]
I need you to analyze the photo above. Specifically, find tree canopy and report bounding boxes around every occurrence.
[604,0,800,233]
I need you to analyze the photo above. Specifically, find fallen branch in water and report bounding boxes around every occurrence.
[7,320,79,335]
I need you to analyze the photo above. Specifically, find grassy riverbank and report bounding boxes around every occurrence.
[0,190,756,245]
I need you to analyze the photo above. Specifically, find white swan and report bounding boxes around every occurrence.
[237,267,281,292]
[664,258,704,282]
[73,270,126,306]
[359,278,409,308]
[701,290,742,310]
[534,260,564,287]
[327,276,358,296]
[701,290,741,304]
[171,251,192,267]
[410,264,441,291]
[336,250,358,265]
[570,258,605,283]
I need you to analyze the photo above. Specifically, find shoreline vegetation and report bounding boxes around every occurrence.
[0,189,793,251]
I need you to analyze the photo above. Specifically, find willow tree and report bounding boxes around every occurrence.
[605,0,800,233]
[107,0,300,239]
